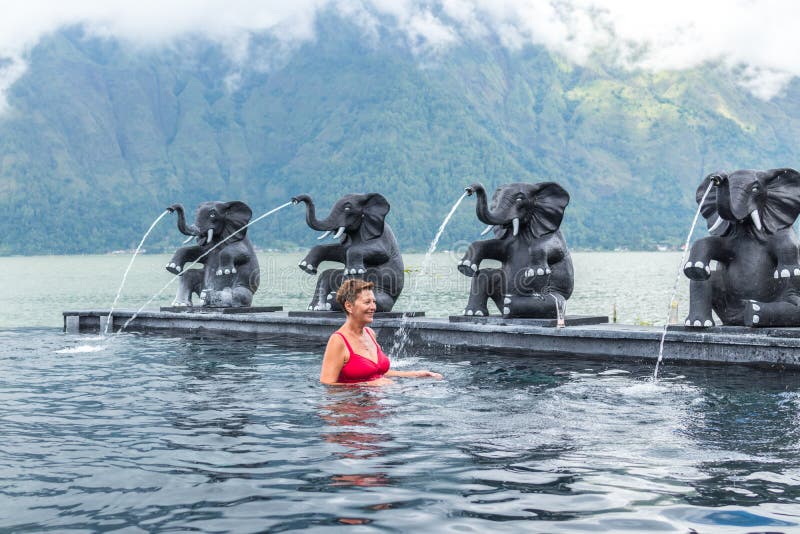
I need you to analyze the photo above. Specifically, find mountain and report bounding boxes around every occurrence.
[2,16,800,256]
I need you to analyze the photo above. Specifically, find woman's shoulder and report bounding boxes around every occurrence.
[325,331,349,362]
[328,330,346,344]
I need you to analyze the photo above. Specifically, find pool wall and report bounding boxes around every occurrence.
[63,310,800,369]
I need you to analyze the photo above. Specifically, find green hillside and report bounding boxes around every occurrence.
[2,19,800,255]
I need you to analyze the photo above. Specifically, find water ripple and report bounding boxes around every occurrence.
[3,329,800,532]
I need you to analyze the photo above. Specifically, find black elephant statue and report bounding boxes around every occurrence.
[165,201,260,307]
[684,168,800,327]
[292,193,403,312]
[458,182,574,318]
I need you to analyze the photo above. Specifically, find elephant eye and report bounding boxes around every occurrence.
[344,206,351,211]
[752,186,759,192]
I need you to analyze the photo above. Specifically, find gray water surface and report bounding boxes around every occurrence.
[3,252,797,532]
[3,329,800,532]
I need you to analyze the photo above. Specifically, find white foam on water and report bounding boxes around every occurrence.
[723,486,758,497]
[778,391,800,402]
[561,373,699,399]
[617,382,670,397]
[386,355,421,369]
[68,335,105,342]
[743,471,800,485]
[55,345,107,354]
[597,369,631,376]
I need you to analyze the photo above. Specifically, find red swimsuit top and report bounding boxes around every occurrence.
[335,329,390,384]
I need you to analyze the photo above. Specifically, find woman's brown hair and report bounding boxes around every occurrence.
[336,279,375,313]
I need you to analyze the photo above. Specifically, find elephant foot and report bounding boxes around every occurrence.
[683,260,712,281]
[344,267,367,276]
[166,262,183,275]
[457,259,479,277]
[744,301,763,327]
[200,288,234,307]
[773,264,800,279]
[683,314,714,328]
[742,300,800,327]
[308,293,333,310]
[502,294,559,319]
[463,306,489,317]
[298,260,318,274]
[524,266,551,278]
[215,267,237,276]
[171,299,192,307]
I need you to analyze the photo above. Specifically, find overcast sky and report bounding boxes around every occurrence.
[0,0,796,111]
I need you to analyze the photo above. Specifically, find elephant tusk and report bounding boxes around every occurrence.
[317,231,331,240]
[207,228,214,243]
[480,225,494,236]
[333,226,345,239]
[182,235,195,244]
[750,209,763,231]
[708,217,724,233]
[512,218,519,237]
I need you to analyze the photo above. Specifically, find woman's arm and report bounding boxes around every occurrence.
[320,334,348,385]
[385,369,443,379]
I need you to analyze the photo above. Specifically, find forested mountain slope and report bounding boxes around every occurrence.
[2,18,800,255]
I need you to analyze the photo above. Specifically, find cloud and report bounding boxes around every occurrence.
[427,0,800,99]
[0,0,798,111]
[0,0,330,111]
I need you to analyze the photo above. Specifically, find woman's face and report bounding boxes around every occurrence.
[347,290,377,323]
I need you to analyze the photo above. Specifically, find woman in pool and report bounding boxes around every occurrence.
[320,279,443,385]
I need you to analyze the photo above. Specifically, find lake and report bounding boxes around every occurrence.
[5,252,800,532]
[1,251,688,328]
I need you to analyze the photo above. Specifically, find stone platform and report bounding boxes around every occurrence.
[63,309,800,370]
[448,315,608,327]
[159,306,283,314]
[287,311,425,319]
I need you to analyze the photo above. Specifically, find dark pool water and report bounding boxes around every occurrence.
[3,328,800,532]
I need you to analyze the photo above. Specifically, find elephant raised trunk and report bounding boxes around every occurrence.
[168,204,201,237]
[466,183,506,226]
[292,195,339,232]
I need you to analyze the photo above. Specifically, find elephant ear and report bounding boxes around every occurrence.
[697,173,730,236]
[761,168,800,233]
[361,193,390,240]
[528,182,570,238]
[221,201,253,241]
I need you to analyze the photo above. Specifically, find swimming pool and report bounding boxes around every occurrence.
[3,328,800,532]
